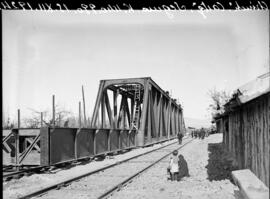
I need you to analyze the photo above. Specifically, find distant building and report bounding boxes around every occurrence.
[214,72,270,187]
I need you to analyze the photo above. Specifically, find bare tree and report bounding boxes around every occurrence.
[207,88,231,118]
[23,117,40,128]
[53,105,71,127]
[2,117,15,129]
[24,105,73,128]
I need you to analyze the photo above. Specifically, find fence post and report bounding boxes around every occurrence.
[82,85,87,127]
[52,95,55,127]
[79,101,81,128]
[15,109,20,171]
[41,112,43,127]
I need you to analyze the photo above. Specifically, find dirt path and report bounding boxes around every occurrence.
[109,133,243,199]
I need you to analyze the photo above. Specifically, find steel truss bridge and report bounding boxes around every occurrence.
[2,77,185,167]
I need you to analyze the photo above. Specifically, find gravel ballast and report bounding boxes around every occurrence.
[3,134,243,199]
[109,133,243,199]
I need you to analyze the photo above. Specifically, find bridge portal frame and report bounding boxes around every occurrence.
[90,77,185,146]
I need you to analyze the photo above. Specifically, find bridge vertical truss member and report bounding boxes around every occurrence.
[90,77,185,146]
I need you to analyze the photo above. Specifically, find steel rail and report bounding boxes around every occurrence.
[18,138,188,199]
[2,165,14,172]
[97,139,193,199]
[3,165,48,179]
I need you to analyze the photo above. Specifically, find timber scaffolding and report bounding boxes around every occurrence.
[214,72,270,187]
[3,77,186,167]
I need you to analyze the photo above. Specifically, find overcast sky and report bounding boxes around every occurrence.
[2,10,269,123]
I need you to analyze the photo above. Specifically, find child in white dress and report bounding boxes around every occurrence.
[169,150,179,181]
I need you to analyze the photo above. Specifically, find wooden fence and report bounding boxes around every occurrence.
[222,92,269,187]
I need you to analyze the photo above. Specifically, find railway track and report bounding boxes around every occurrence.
[17,138,192,199]
[3,165,14,172]
[2,140,171,182]
[3,161,93,181]
[2,139,176,182]
[3,166,49,181]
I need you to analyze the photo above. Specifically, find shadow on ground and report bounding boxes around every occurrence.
[178,154,190,180]
[234,190,244,199]
[205,142,238,183]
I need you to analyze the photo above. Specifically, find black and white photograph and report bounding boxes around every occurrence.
[2,7,269,199]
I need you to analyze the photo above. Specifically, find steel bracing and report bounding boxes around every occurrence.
[90,77,185,146]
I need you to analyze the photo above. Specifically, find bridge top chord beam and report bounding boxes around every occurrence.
[101,77,182,109]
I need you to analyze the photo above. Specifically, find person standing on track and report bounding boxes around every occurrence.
[177,133,183,144]
[169,150,179,181]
